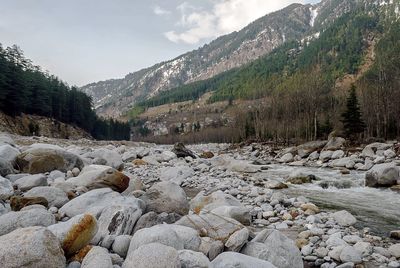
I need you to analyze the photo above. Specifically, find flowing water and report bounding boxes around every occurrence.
[255,165,400,236]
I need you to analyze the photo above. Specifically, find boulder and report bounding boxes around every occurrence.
[297,140,327,158]
[16,143,84,174]
[332,210,357,226]
[122,151,137,162]
[225,227,249,252]
[160,166,194,185]
[323,137,346,151]
[0,207,55,235]
[24,186,69,208]
[0,176,13,199]
[340,246,362,264]
[176,211,243,243]
[91,204,142,245]
[365,163,400,187]
[0,133,15,146]
[280,153,294,163]
[199,237,224,260]
[190,190,242,213]
[362,143,392,158]
[14,173,47,191]
[211,252,277,268]
[10,196,48,211]
[141,181,189,215]
[178,250,210,268]
[66,165,130,193]
[59,188,145,218]
[200,151,214,159]
[112,235,131,258]
[319,151,333,162]
[48,213,98,256]
[0,144,20,164]
[0,157,15,176]
[0,227,66,268]
[210,205,251,225]
[123,243,181,268]
[286,171,316,185]
[389,244,400,258]
[83,148,124,170]
[172,143,196,158]
[81,246,113,268]
[331,150,345,159]
[128,224,200,252]
[331,157,355,169]
[241,229,303,268]
[308,151,320,161]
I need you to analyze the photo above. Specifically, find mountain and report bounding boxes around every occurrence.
[82,0,365,118]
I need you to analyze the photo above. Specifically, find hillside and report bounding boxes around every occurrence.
[82,0,364,118]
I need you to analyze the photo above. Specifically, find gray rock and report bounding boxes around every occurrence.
[59,188,145,218]
[211,205,251,225]
[24,186,69,208]
[141,181,189,215]
[0,176,13,199]
[362,143,392,158]
[389,244,400,258]
[331,150,345,159]
[112,235,132,258]
[365,163,400,187]
[353,241,372,257]
[0,144,20,164]
[199,237,224,261]
[68,261,81,268]
[323,137,346,151]
[160,166,194,185]
[190,190,242,212]
[178,250,210,268]
[0,226,66,268]
[81,246,113,268]
[0,208,55,236]
[331,157,355,169]
[16,143,84,174]
[0,157,14,176]
[176,211,243,243]
[123,243,180,268]
[319,151,333,162]
[83,148,124,171]
[225,227,249,252]
[14,174,47,191]
[340,246,362,264]
[308,151,320,161]
[280,153,294,163]
[91,204,142,245]
[241,229,303,268]
[211,252,277,268]
[297,141,327,158]
[332,210,357,226]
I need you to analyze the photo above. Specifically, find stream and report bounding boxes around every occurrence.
[256,164,400,236]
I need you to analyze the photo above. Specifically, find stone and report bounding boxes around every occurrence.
[241,229,303,268]
[67,165,130,193]
[122,151,137,162]
[133,211,161,233]
[172,143,196,158]
[0,144,20,164]
[332,210,357,226]
[280,153,294,163]
[300,203,320,213]
[365,163,400,187]
[340,246,362,264]
[309,151,320,161]
[211,205,251,225]
[199,237,224,260]
[141,181,189,215]
[0,207,55,235]
[83,148,124,171]
[286,170,316,184]
[0,157,15,176]
[91,204,142,245]
[178,250,210,268]
[200,151,214,159]
[331,157,355,169]
[10,196,48,211]
[329,245,346,261]
[24,186,69,208]
[389,244,400,258]
[211,252,277,268]
[331,150,345,159]
[320,151,333,162]
[123,243,181,268]
[160,166,194,185]
[14,174,47,191]
[48,213,98,256]
[353,241,372,257]
[297,141,327,158]
[0,227,66,268]
[384,149,397,159]
[190,190,242,213]
[343,235,362,244]
[323,137,346,151]
[81,246,113,268]
[225,228,249,252]
[59,188,145,218]
[112,235,131,258]
[362,143,392,158]
[177,211,243,243]
[0,176,13,199]
[132,159,147,166]
[390,230,400,240]
[16,143,84,174]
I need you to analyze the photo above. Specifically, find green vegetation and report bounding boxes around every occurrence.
[341,85,366,139]
[0,44,130,140]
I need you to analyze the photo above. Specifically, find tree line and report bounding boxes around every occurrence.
[0,44,130,140]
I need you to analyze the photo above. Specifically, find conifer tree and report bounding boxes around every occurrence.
[341,85,365,139]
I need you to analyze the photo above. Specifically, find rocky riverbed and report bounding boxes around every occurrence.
[0,133,399,268]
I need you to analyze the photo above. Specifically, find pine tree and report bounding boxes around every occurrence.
[341,85,365,139]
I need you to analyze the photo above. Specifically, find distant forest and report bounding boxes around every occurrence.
[0,44,130,140]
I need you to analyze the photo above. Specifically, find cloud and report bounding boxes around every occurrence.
[153,5,171,16]
[164,0,308,44]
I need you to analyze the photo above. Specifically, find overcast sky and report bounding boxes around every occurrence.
[0,0,320,86]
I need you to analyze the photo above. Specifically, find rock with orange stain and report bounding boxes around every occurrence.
[66,165,129,193]
[48,213,98,256]
[70,245,93,262]
[132,159,147,166]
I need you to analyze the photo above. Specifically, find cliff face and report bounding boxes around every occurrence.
[0,113,92,140]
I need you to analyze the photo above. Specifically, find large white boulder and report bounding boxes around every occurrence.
[365,163,400,187]
[24,186,69,208]
[211,252,277,268]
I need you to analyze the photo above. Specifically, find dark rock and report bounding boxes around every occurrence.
[172,143,196,159]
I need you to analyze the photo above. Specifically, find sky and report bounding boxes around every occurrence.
[0,0,320,86]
